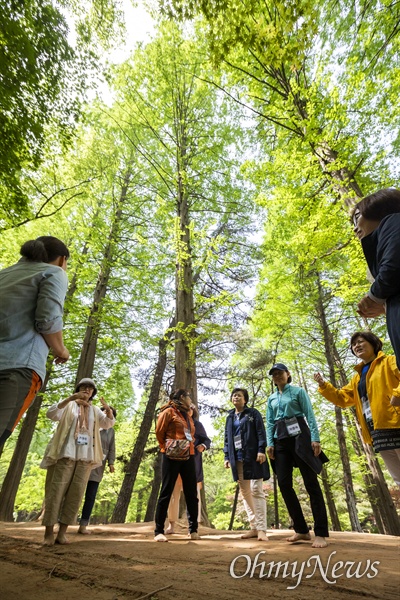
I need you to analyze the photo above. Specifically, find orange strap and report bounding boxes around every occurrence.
[11,371,42,431]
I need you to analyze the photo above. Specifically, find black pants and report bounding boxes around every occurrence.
[154,454,198,535]
[79,480,100,525]
[274,437,329,537]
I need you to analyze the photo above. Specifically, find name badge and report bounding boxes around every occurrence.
[234,434,242,450]
[184,428,193,442]
[285,417,301,437]
[76,433,89,445]
[363,405,372,421]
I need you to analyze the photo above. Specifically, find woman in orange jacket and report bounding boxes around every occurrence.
[154,389,199,542]
[314,331,400,487]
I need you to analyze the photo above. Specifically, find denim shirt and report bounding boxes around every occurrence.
[266,384,320,445]
[0,258,68,381]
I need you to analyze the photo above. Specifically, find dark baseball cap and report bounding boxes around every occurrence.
[268,363,289,375]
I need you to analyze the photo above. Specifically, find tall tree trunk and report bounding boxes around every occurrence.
[143,452,163,522]
[316,276,362,532]
[0,372,51,521]
[75,170,132,383]
[344,411,400,535]
[273,472,279,527]
[228,484,239,530]
[111,324,172,523]
[173,102,197,398]
[320,465,341,531]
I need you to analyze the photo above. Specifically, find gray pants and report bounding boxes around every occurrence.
[0,368,41,444]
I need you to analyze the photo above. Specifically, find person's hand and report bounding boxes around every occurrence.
[224,459,230,469]
[53,348,70,364]
[58,391,89,409]
[357,295,386,318]
[99,396,113,418]
[256,452,266,464]
[70,392,91,407]
[267,446,274,460]
[390,396,400,407]
[312,442,321,456]
[314,372,325,386]
[196,444,205,453]
[109,465,115,473]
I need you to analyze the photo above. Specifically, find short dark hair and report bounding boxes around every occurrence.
[350,331,383,356]
[230,387,249,404]
[353,188,400,222]
[20,236,70,263]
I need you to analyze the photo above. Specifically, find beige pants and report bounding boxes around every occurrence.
[237,461,266,532]
[43,458,92,526]
[168,476,203,523]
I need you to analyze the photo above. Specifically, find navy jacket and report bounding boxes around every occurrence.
[362,213,400,367]
[194,419,211,483]
[224,406,270,482]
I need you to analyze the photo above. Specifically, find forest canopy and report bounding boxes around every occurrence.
[0,0,399,534]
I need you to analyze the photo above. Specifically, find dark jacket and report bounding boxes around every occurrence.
[362,213,400,367]
[224,406,270,482]
[361,213,400,302]
[193,419,211,483]
[272,417,328,475]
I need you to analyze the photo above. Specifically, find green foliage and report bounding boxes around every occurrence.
[0,0,124,224]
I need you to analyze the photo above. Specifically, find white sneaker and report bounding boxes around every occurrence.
[240,530,257,539]
[154,533,168,542]
[188,532,200,540]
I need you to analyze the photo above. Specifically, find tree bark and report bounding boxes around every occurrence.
[228,484,239,530]
[316,276,362,532]
[0,374,50,521]
[143,452,163,522]
[344,410,400,535]
[75,170,132,383]
[320,465,341,531]
[111,322,174,523]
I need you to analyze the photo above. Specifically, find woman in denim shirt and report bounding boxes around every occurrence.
[0,236,70,449]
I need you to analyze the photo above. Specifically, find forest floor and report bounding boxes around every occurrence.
[0,520,399,600]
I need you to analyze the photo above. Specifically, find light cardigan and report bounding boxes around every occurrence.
[40,401,115,469]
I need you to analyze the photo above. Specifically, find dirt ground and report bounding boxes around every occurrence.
[0,520,399,600]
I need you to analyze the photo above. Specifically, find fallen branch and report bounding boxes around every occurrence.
[136,584,173,600]
[43,561,63,582]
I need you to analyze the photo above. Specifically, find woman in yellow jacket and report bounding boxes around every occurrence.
[314,331,400,487]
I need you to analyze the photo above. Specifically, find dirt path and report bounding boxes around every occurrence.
[0,521,399,600]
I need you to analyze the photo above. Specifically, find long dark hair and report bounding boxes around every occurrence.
[20,236,70,263]
[353,188,400,221]
[169,388,190,412]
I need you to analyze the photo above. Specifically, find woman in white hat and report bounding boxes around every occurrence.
[41,378,114,545]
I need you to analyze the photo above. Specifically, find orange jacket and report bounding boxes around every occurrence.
[318,352,400,445]
[156,406,195,455]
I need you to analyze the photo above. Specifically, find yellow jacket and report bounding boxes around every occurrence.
[317,352,400,445]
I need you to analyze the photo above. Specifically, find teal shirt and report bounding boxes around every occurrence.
[266,384,320,445]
